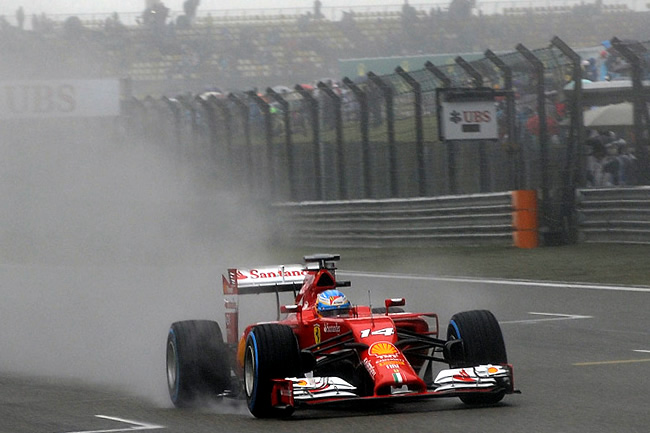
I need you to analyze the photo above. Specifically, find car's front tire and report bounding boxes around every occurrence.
[447,310,507,405]
[244,324,301,418]
[166,320,231,407]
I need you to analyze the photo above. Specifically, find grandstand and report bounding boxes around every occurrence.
[2,2,650,96]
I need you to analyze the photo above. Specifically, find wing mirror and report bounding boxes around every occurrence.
[281,304,302,314]
[384,298,405,313]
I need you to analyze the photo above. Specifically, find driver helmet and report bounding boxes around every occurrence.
[316,289,351,317]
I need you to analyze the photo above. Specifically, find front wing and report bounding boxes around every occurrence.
[271,364,517,409]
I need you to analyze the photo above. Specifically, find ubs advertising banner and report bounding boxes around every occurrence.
[0,79,121,119]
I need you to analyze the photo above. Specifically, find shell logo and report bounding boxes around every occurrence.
[369,342,398,356]
[314,324,321,345]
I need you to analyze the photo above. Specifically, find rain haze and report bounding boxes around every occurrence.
[0,117,282,405]
[0,0,297,405]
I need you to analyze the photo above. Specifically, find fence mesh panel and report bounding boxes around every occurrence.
[124,38,649,240]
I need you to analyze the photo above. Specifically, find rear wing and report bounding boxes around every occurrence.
[222,265,307,296]
[222,264,307,344]
[221,255,348,345]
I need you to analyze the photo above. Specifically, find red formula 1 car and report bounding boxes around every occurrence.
[166,254,518,417]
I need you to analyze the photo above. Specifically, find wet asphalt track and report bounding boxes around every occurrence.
[2,268,650,433]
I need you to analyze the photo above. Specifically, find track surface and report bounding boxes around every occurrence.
[3,268,650,433]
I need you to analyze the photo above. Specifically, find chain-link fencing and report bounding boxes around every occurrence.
[122,37,650,242]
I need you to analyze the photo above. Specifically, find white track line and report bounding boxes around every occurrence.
[339,270,650,293]
[500,312,593,324]
[62,415,164,433]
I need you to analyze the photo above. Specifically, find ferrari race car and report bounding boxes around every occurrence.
[166,254,518,418]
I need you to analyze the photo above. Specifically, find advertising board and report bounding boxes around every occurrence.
[0,79,121,119]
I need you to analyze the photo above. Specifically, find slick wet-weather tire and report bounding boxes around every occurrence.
[447,310,508,405]
[166,320,230,408]
[244,324,301,418]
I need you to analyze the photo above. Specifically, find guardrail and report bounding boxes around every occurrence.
[273,191,538,248]
[272,187,650,247]
[577,186,650,244]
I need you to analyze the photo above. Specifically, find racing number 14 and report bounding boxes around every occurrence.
[360,327,394,338]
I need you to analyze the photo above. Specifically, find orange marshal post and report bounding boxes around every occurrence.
[511,190,539,248]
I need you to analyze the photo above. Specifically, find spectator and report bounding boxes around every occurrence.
[314,0,324,19]
[143,1,169,30]
[585,137,607,187]
[602,140,620,185]
[16,6,25,30]
[184,0,200,20]
[585,58,598,82]
[597,50,609,81]
[401,0,418,22]
[448,0,475,20]
[178,0,200,27]
[614,139,638,185]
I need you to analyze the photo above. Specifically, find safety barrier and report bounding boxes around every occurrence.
[576,187,650,244]
[272,190,539,248]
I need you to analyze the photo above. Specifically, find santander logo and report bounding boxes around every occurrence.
[238,268,306,280]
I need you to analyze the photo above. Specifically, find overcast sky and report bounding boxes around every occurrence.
[0,1,409,17]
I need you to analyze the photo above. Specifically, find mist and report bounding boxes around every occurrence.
[0,117,278,405]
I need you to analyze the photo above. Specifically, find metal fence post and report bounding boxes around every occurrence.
[424,61,452,88]
[455,56,483,88]
[425,61,456,195]
[195,95,219,167]
[161,96,184,171]
[367,71,397,197]
[228,93,253,193]
[395,66,426,197]
[211,95,233,165]
[317,81,346,200]
[485,49,519,190]
[611,37,650,184]
[551,36,582,245]
[343,77,372,199]
[267,87,295,201]
[516,44,549,229]
[295,84,323,201]
[247,90,275,199]
[177,95,199,150]
[456,56,490,193]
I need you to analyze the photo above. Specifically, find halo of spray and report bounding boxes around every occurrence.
[0,117,276,406]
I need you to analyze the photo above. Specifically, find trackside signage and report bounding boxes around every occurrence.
[0,79,120,119]
[440,99,498,141]
[437,88,499,141]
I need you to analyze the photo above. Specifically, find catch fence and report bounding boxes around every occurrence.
[123,37,650,243]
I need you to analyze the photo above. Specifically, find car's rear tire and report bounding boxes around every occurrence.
[447,310,507,405]
[166,320,231,408]
[244,324,301,418]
